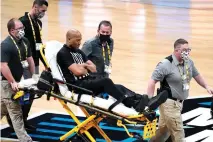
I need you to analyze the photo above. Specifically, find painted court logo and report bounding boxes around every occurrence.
[181,97,213,142]
[0,96,212,142]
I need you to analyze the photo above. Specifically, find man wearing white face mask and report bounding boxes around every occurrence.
[8,0,48,130]
[147,38,213,142]
[19,0,48,74]
[1,18,34,142]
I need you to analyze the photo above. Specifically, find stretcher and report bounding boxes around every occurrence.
[13,40,161,142]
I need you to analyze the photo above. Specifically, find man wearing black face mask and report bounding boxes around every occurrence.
[1,18,34,142]
[7,0,48,131]
[81,20,140,104]
[81,20,113,78]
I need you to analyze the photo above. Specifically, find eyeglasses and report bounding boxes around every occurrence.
[182,48,192,52]
[14,26,25,31]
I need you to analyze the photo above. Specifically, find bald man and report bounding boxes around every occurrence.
[57,29,168,113]
[1,18,33,141]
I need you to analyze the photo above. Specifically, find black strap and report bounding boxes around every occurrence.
[168,96,183,102]
[165,55,173,63]
[159,55,173,98]
[108,95,127,112]
[75,93,83,105]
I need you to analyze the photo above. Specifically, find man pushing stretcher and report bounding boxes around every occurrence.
[56,29,168,113]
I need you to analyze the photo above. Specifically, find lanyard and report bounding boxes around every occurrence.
[28,13,42,43]
[102,43,111,64]
[10,35,28,61]
[177,63,190,82]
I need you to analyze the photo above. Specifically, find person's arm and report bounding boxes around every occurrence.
[1,43,19,91]
[109,39,114,67]
[27,57,35,75]
[79,49,96,73]
[1,63,19,91]
[68,63,88,76]
[1,62,15,83]
[110,38,114,56]
[85,60,97,73]
[57,51,88,76]
[194,74,213,95]
[147,60,170,97]
[81,41,92,57]
[191,61,213,95]
[25,38,35,75]
[147,79,158,97]
[39,50,48,69]
[35,20,47,68]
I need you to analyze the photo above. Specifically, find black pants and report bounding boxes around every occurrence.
[77,78,141,108]
[21,94,35,120]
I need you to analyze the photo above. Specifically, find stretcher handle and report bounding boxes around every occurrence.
[53,78,93,95]
[11,87,46,100]
[117,120,134,138]
[117,120,143,139]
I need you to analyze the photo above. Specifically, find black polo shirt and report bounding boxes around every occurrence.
[1,36,32,82]
[57,44,89,85]
[19,12,44,66]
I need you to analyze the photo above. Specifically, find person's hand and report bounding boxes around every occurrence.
[206,86,213,96]
[85,64,97,73]
[10,81,19,91]
[85,64,92,70]
[45,66,49,71]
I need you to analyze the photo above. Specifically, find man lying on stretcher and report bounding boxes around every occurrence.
[56,29,168,113]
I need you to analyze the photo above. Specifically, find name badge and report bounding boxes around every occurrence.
[21,60,29,68]
[183,83,189,91]
[24,93,30,101]
[104,65,112,74]
[36,43,42,51]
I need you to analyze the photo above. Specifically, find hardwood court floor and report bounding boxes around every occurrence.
[1,0,213,130]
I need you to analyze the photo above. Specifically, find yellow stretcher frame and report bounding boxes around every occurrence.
[39,45,112,142]
[14,44,158,142]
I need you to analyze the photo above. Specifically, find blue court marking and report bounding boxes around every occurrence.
[198,102,211,106]
[36,128,67,134]
[11,133,59,140]
[51,117,107,126]
[39,122,143,133]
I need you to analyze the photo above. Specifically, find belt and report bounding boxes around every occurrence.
[168,96,183,103]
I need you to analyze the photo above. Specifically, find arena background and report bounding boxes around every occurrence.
[1,0,213,141]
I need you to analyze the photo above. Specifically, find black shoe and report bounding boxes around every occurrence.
[143,110,156,122]
[147,90,168,110]
[133,94,149,113]
[133,90,168,114]
[24,122,36,131]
